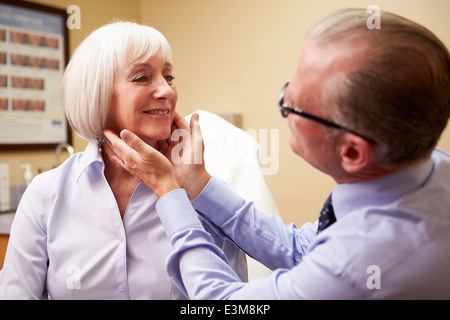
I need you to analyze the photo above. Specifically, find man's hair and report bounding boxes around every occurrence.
[308,9,450,166]
[61,21,172,142]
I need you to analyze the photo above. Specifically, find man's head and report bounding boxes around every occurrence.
[285,9,450,182]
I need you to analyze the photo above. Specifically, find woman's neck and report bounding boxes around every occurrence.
[101,141,141,218]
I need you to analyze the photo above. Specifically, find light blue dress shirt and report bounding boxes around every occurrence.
[0,142,247,300]
[156,148,450,299]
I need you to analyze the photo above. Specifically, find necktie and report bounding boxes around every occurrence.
[317,194,336,234]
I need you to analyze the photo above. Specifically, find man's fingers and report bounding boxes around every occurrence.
[190,113,204,164]
[158,139,169,155]
[119,130,149,155]
[173,110,190,131]
[111,153,126,168]
[104,129,148,166]
[190,113,203,141]
[103,129,127,160]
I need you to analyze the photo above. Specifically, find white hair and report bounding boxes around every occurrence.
[61,21,172,142]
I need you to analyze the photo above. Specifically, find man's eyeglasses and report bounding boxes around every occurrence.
[278,81,378,145]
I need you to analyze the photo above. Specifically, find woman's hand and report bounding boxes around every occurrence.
[103,112,211,199]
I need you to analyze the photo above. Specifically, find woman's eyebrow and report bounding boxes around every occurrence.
[129,63,150,72]
[124,64,149,79]
[163,62,173,71]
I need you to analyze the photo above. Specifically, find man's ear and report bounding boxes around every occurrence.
[338,133,373,173]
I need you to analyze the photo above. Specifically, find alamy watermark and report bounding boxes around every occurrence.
[66,4,380,31]
[366,5,381,30]
[366,264,381,289]
[66,5,81,30]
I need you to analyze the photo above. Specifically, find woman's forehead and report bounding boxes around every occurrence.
[121,51,173,73]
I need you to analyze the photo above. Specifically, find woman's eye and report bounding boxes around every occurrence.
[133,76,149,83]
[165,75,175,83]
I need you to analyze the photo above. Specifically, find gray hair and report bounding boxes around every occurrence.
[61,21,172,142]
[308,9,450,167]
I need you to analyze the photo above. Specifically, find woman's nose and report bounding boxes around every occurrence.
[153,78,175,100]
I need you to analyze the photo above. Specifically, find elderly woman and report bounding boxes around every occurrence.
[0,21,247,299]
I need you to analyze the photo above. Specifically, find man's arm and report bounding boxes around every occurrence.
[157,188,358,300]
[192,177,317,271]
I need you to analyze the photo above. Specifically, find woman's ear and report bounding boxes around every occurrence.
[338,133,373,173]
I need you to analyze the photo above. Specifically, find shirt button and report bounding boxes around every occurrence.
[118,284,124,291]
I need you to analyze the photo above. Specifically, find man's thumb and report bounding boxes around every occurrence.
[120,129,147,154]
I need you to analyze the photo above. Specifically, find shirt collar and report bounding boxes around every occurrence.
[76,141,104,181]
[332,156,434,220]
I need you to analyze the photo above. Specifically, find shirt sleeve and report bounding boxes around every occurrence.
[156,188,246,299]
[191,177,317,270]
[156,181,362,300]
[0,177,49,300]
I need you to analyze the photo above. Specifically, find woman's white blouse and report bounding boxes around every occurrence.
[0,142,247,299]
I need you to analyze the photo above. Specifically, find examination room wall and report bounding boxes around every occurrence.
[2,0,450,229]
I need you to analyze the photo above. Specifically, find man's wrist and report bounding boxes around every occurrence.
[184,171,211,200]
[155,179,181,198]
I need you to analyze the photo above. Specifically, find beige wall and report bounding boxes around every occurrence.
[2,0,450,227]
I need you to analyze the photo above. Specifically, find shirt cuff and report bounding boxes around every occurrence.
[191,177,244,227]
[156,188,202,239]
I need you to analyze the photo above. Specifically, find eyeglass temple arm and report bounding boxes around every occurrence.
[280,105,378,145]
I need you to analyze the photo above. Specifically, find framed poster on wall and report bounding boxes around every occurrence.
[0,0,70,151]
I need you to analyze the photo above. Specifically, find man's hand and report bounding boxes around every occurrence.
[161,112,211,199]
[103,112,211,199]
[103,129,180,198]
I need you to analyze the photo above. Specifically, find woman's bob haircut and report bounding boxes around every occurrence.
[61,21,172,142]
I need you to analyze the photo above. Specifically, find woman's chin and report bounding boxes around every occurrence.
[138,132,171,147]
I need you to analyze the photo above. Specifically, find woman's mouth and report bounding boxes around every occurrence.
[142,109,170,115]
